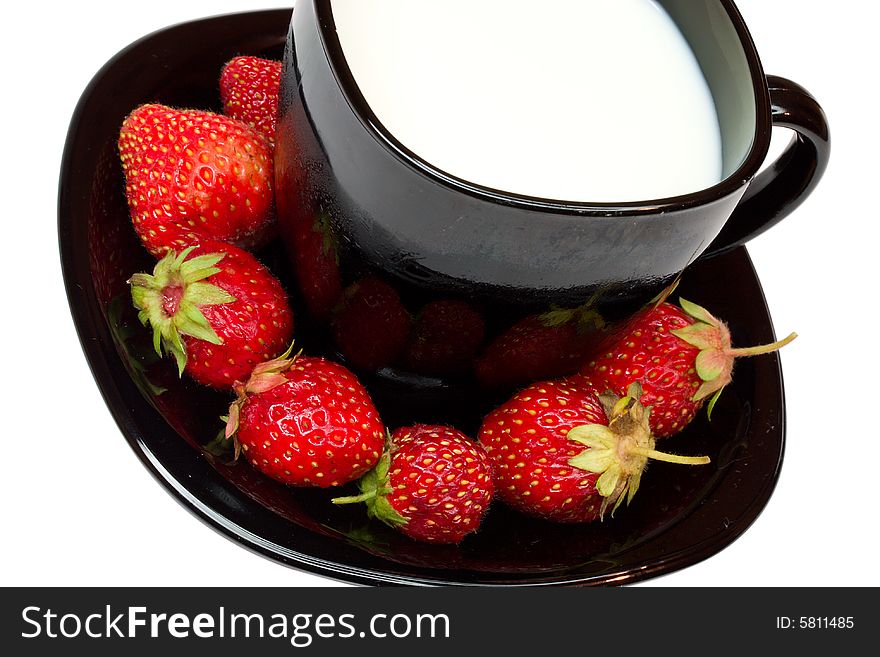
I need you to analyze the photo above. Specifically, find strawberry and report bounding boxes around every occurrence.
[225,352,385,487]
[220,56,282,144]
[475,305,604,389]
[478,380,709,523]
[331,276,412,371]
[129,241,293,389]
[333,425,494,543]
[292,213,343,322]
[272,116,343,322]
[403,300,486,376]
[580,298,797,437]
[89,142,139,305]
[118,103,275,258]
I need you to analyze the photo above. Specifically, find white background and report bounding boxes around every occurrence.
[1,1,877,588]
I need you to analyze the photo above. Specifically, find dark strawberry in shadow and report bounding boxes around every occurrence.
[293,213,343,322]
[476,304,605,389]
[403,299,486,376]
[332,276,412,371]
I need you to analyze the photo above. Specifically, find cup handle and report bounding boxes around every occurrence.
[703,76,830,257]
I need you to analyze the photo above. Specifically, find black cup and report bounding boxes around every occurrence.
[277,0,828,302]
[275,0,829,385]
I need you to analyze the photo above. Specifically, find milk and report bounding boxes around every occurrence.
[331,0,723,203]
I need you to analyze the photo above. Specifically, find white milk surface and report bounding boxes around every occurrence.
[331,0,723,203]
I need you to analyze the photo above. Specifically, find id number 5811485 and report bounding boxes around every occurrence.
[776,617,855,630]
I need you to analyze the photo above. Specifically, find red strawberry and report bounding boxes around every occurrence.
[333,425,494,543]
[476,305,604,389]
[89,142,138,305]
[580,298,797,437]
[225,352,385,487]
[403,300,486,376]
[118,104,275,257]
[220,56,282,144]
[129,241,293,389]
[272,117,343,321]
[478,380,709,522]
[332,276,412,371]
[293,213,343,322]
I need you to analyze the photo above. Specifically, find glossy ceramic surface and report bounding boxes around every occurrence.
[61,10,788,586]
[277,0,829,305]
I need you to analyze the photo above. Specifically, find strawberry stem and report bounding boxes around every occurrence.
[648,275,681,309]
[728,331,798,358]
[629,446,711,466]
[332,490,380,505]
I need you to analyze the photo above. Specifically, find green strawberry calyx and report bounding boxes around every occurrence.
[331,437,408,528]
[567,383,710,519]
[314,212,340,264]
[671,298,797,416]
[538,290,607,335]
[224,344,300,456]
[129,247,236,377]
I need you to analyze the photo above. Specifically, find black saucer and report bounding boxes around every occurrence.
[59,9,786,586]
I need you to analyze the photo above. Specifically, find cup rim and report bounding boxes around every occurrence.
[312,0,772,216]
